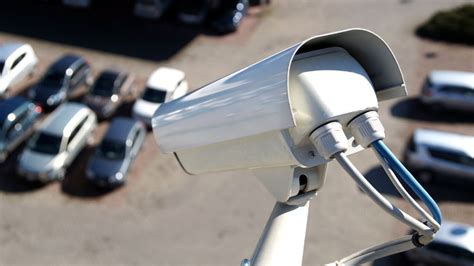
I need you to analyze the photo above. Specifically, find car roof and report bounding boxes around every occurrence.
[429,71,474,89]
[414,129,474,157]
[0,96,29,121]
[103,117,138,142]
[40,103,89,136]
[0,43,25,61]
[50,54,84,72]
[147,67,185,92]
[434,220,474,252]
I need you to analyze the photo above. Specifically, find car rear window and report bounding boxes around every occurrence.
[90,72,118,96]
[28,132,62,155]
[41,71,65,87]
[439,85,474,96]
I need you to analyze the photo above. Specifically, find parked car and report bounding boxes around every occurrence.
[84,70,135,119]
[405,220,474,265]
[0,43,38,98]
[211,0,249,33]
[134,0,172,20]
[17,103,97,182]
[404,129,474,183]
[0,97,42,163]
[62,0,92,8]
[132,67,188,126]
[86,118,146,187]
[177,0,210,25]
[421,70,474,112]
[28,54,92,111]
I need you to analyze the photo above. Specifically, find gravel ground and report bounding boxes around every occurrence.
[0,0,473,265]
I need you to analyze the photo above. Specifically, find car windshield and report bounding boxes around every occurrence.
[96,140,126,160]
[40,71,65,87]
[90,73,118,96]
[142,87,167,103]
[28,132,62,155]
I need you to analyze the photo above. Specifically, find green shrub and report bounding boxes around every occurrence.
[416,4,474,45]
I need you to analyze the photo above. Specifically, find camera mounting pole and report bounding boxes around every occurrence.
[246,165,326,266]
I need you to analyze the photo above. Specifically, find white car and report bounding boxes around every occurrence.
[405,220,474,265]
[421,70,474,112]
[404,129,474,183]
[62,0,92,8]
[17,103,97,182]
[0,43,38,98]
[132,67,188,126]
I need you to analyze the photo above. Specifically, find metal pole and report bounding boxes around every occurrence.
[250,201,310,266]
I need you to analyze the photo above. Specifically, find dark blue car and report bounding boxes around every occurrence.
[28,54,92,110]
[85,117,146,187]
[0,96,41,163]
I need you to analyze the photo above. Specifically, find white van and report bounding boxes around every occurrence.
[0,43,38,97]
[132,67,188,126]
[404,129,474,183]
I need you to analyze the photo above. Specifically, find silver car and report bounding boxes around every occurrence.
[404,129,474,183]
[421,70,474,112]
[17,103,97,182]
[405,220,474,265]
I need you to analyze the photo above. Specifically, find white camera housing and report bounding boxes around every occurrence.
[152,28,406,202]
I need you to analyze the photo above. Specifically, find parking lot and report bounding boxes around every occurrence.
[0,0,473,265]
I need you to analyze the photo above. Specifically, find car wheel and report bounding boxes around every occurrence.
[417,170,434,183]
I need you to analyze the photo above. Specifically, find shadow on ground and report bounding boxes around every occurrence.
[364,166,474,203]
[0,0,199,61]
[0,144,48,193]
[61,145,120,197]
[390,97,474,123]
[372,252,414,266]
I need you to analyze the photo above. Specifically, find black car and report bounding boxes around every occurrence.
[85,117,146,187]
[28,54,92,110]
[0,96,41,163]
[211,0,248,33]
[177,0,210,25]
[84,70,134,118]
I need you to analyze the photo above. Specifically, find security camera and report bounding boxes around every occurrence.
[152,28,406,201]
[152,28,442,266]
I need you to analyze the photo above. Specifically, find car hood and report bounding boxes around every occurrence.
[33,85,62,103]
[132,99,160,118]
[19,149,59,173]
[87,156,124,178]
